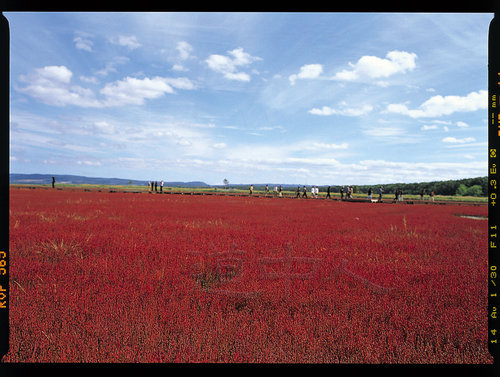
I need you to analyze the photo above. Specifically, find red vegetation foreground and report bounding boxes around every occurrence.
[5,187,493,363]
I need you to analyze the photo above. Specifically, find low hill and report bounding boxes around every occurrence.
[9,174,210,188]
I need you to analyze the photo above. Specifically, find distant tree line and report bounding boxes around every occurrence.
[333,176,487,197]
[217,177,487,197]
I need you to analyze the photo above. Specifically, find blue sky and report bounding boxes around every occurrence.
[7,12,491,185]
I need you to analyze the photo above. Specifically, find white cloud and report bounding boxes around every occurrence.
[229,47,260,66]
[387,90,487,118]
[361,126,420,144]
[225,72,251,82]
[363,127,405,137]
[353,159,487,184]
[287,51,416,86]
[34,65,72,84]
[176,139,192,146]
[93,121,116,134]
[110,35,141,49]
[333,50,417,81]
[258,125,285,132]
[212,142,227,149]
[77,160,102,166]
[430,120,452,125]
[308,104,373,117]
[188,122,216,129]
[289,64,323,85]
[95,57,129,77]
[110,119,224,159]
[205,47,261,81]
[284,157,340,166]
[420,125,438,130]
[305,142,349,150]
[163,77,197,91]
[73,36,93,52]
[443,141,487,149]
[172,64,188,72]
[17,66,195,108]
[170,42,194,72]
[177,41,193,60]
[456,121,469,128]
[216,140,346,167]
[442,136,476,143]
[206,54,239,76]
[17,65,101,107]
[101,76,195,106]
[80,75,99,84]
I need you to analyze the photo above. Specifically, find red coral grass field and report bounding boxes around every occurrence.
[5,187,493,363]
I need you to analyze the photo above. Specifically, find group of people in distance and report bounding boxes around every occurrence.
[251,184,348,199]
[340,186,354,200]
[52,176,437,201]
[420,189,435,201]
[258,184,284,196]
[248,184,437,202]
[148,180,164,193]
[144,180,436,201]
[295,185,321,198]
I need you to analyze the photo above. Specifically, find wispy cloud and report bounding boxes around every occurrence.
[177,41,193,60]
[363,127,405,138]
[73,36,93,52]
[8,12,490,184]
[109,35,141,50]
[95,56,129,77]
[361,126,421,144]
[420,125,439,130]
[212,142,227,149]
[171,41,194,72]
[77,160,102,166]
[442,136,476,143]
[309,104,373,117]
[301,142,349,151]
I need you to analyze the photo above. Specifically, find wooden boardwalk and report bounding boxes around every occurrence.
[10,184,487,206]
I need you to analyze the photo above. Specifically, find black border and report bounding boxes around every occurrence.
[489,7,500,366]
[1,2,499,376]
[0,1,498,12]
[0,7,9,369]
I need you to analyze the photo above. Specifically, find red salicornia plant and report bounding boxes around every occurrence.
[5,187,492,363]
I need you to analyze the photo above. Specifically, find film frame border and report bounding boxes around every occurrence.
[488,11,500,363]
[0,4,498,374]
[0,12,8,363]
